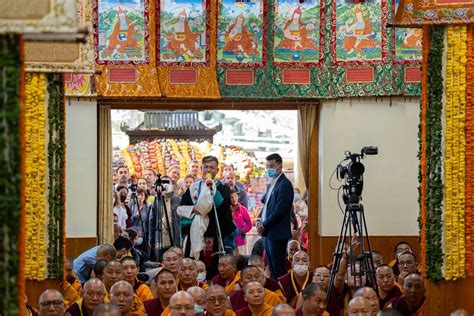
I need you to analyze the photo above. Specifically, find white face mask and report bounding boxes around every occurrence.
[163,183,173,193]
[135,237,143,245]
[196,272,206,282]
[293,264,309,276]
[195,304,205,313]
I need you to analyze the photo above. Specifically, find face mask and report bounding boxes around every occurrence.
[120,195,127,203]
[196,272,206,282]
[135,237,143,245]
[294,193,301,201]
[163,183,172,193]
[266,168,277,178]
[195,304,205,314]
[293,264,309,276]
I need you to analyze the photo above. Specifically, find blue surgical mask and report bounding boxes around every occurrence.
[135,237,143,245]
[196,272,206,282]
[195,304,205,313]
[267,168,277,178]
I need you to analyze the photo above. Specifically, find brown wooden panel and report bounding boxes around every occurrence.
[66,237,98,261]
[25,279,61,310]
[425,278,474,314]
[317,236,420,267]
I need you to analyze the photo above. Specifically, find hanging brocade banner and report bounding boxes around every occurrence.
[156,0,219,98]
[273,0,323,66]
[392,0,422,64]
[395,0,474,25]
[217,0,267,68]
[94,0,161,97]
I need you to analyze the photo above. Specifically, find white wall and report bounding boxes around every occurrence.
[319,97,420,236]
[66,98,98,237]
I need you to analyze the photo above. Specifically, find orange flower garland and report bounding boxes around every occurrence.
[465,25,474,277]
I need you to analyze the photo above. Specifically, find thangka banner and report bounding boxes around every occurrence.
[393,0,421,64]
[273,0,323,66]
[395,0,474,24]
[217,0,266,67]
[332,0,387,65]
[95,0,149,64]
[158,0,209,66]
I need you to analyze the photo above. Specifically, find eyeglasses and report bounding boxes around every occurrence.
[315,273,330,278]
[39,300,64,308]
[207,296,227,304]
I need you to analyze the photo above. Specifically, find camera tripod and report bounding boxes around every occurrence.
[149,183,174,262]
[327,147,379,301]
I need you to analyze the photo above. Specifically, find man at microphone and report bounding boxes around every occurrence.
[178,155,236,279]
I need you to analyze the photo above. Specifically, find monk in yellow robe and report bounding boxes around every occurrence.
[110,280,146,316]
[144,269,177,316]
[121,256,153,303]
[211,254,241,294]
[177,258,209,291]
[206,285,237,316]
[235,282,273,316]
[295,283,329,316]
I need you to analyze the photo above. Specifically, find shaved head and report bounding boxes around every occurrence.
[272,303,295,316]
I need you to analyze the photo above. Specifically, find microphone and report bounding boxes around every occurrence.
[205,173,214,190]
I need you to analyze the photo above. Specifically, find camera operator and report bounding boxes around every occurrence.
[148,175,182,262]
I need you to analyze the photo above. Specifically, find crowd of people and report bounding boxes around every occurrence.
[30,154,469,315]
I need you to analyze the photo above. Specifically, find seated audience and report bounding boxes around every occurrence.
[67,278,106,316]
[354,287,380,316]
[162,248,181,277]
[377,307,403,316]
[73,244,116,284]
[212,255,241,294]
[177,258,208,291]
[389,274,426,316]
[272,303,295,316]
[187,286,207,314]
[94,259,109,280]
[169,291,195,316]
[285,240,301,272]
[109,281,138,316]
[376,264,402,309]
[206,285,236,316]
[230,265,280,310]
[396,252,418,286]
[389,242,413,276]
[195,259,207,282]
[348,296,371,316]
[278,251,312,307]
[38,289,66,316]
[236,282,272,316]
[295,284,328,316]
[144,269,177,315]
[121,256,153,303]
[372,250,384,268]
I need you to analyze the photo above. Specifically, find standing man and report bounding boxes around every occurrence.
[178,156,236,279]
[188,160,201,179]
[256,153,294,279]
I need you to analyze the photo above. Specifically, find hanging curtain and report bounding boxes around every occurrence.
[98,104,114,244]
[297,103,318,188]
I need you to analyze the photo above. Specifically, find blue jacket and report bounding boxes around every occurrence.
[259,173,294,241]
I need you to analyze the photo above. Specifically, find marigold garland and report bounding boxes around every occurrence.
[465,25,474,278]
[0,34,23,315]
[47,73,66,279]
[444,25,467,281]
[424,26,445,282]
[418,26,430,276]
[24,72,47,280]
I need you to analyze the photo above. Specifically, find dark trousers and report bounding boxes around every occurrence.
[264,237,289,279]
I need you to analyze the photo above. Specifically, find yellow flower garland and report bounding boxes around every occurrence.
[24,73,47,280]
[445,26,467,280]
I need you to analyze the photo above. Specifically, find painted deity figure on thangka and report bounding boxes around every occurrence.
[97,0,147,62]
[218,0,263,65]
[160,0,207,63]
[336,1,382,62]
[274,0,320,63]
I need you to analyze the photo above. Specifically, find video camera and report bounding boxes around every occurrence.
[154,173,171,191]
[337,146,378,202]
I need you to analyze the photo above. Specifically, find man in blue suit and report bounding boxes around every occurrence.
[256,153,294,279]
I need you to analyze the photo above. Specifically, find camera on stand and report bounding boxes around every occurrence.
[154,173,171,192]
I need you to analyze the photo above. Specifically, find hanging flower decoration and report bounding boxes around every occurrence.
[24,72,47,280]
[47,73,66,279]
[444,25,467,281]
[465,25,474,278]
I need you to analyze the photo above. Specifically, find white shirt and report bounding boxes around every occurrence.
[261,172,283,221]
